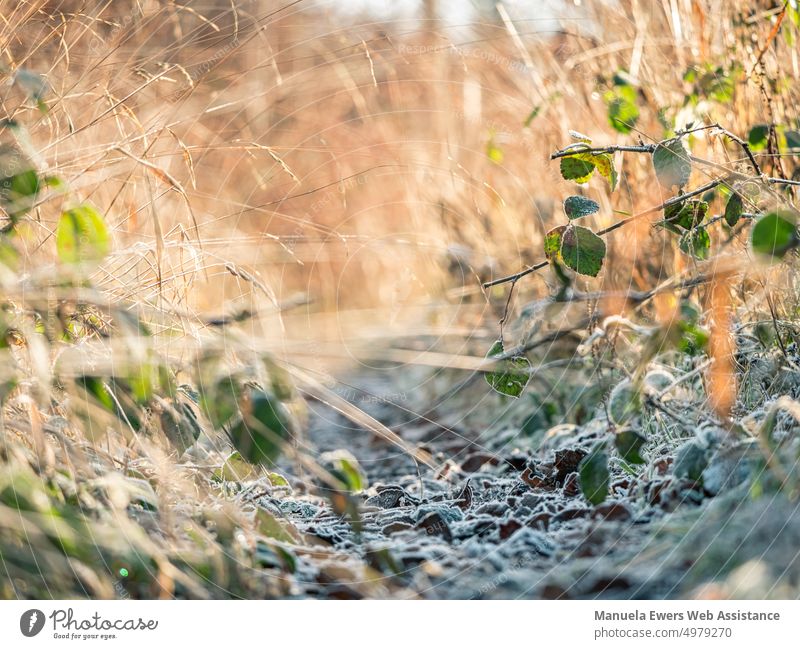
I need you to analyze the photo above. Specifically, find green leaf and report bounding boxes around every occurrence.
[0,145,39,221]
[605,83,639,134]
[0,237,19,269]
[227,387,294,465]
[615,428,647,465]
[201,376,241,429]
[484,340,531,398]
[653,138,691,189]
[560,156,595,183]
[160,401,202,453]
[724,191,744,227]
[256,510,300,544]
[267,472,290,487]
[699,66,736,103]
[608,379,641,425]
[77,376,115,413]
[673,440,709,482]
[679,226,711,259]
[751,211,798,259]
[44,175,68,192]
[563,195,599,220]
[584,152,618,191]
[784,129,800,152]
[678,321,709,355]
[579,442,609,505]
[560,225,606,277]
[664,198,708,230]
[559,143,618,191]
[255,540,297,573]
[748,124,769,151]
[56,203,111,265]
[213,451,258,482]
[543,225,566,261]
[322,450,367,492]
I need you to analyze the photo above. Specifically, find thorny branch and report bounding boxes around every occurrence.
[483,128,799,290]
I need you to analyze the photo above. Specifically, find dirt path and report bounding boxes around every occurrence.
[264,371,798,599]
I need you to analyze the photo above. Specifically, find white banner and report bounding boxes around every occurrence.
[0,600,797,647]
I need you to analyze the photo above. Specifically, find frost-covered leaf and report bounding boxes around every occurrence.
[653,138,691,189]
[673,440,709,482]
[484,340,531,398]
[569,130,592,143]
[560,156,595,183]
[664,199,708,230]
[679,226,711,259]
[724,191,744,227]
[579,442,609,505]
[608,379,641,425]
[615,428,647,465]
[563,195,600,220]
[560,225,606,277]
[543,225,566,261]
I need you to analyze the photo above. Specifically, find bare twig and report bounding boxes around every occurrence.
[549,144,655,160]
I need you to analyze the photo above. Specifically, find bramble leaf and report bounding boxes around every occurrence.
[653,138,691,189]
[679,226,711,259]
[228,387,294,465]
[563,195,599,220]
[560,225,606,277]
[560,156,595,183]
[604,83,639,134]
[724,191,744,227]
[751,211,798,259]
[579,442,609,505]
[56,203,111,265]
[615,428,647,465]
[484,340,531,398]
[543,225,566,261]
[748,124,769,151]
[664,199,708,230]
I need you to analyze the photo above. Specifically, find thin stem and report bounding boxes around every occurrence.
[549,144,654,160]
[482,260,549,289]
[769,177,800,187]
[597,179,725,237]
